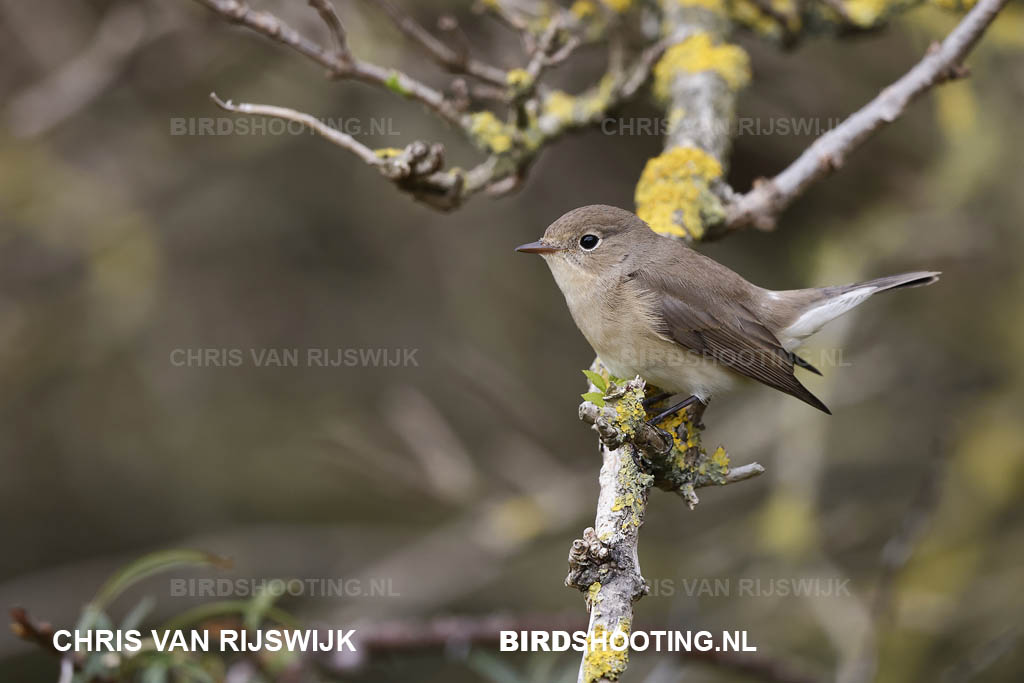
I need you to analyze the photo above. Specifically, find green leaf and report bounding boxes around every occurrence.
[92,549,230,611]
[581,369,607,393]
[385,71,408,95]
[581,392,606,407]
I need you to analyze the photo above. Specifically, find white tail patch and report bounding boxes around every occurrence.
[779,286,875,350]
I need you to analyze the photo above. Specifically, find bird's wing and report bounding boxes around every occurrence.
[634,268,831,414]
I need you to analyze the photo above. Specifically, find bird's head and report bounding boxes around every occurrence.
[515,205,655,285]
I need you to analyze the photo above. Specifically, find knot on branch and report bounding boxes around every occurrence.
[565,527,612,594]
[374,142,467,210]
[377,141,445,180]
[565,528,648,607]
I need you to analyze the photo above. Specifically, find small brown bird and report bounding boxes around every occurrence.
[516,205,939,416]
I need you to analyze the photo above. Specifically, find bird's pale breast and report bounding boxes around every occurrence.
[547,257,737,400]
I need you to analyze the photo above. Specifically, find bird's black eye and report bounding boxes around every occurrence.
[579,234,600,250]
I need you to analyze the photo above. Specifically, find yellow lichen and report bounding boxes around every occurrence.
[708,446,730,480]
[506,68,533,90]
[373,147,403,158]
[656,409,689,457]
[653,33,751,99]
[612,386,646,437]
[730,0,802,34]
[468,111,514,154]
[581,74,618,119]
[731,0,782,36]
[601,0,634,12]
[581,623,630,683]
[588,581,603,603]
[674,0,726,12]
[613,452,650,528]
[634,146,724,240]
[611,492,635,512]
[542,90,577,123]
[667,106,686,131]
[571,0,599,18]
[843,0,892,26]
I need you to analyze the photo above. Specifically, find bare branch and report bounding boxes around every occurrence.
[191,0,344,70]
[725,461,767,483]
[209,93,478,208]
[479,0,530,34]
[306,0,349,57]
[619,36,673,100]
[361,0,509,86]
[524,15,566,81]
[190,0,465,127]
[5,3,164,138]
[722,0,1011,233]
[209,92,380,164]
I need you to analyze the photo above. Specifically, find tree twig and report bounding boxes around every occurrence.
[722,0,1011,233]
[306,0,349,57]
[360,0,509,86]
[190,0,464,127]
[210,92,381,164]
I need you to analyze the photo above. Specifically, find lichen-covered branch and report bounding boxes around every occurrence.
[190,0,996,215]
[634,0,749,241]
[721,0,1011,232]
[190,0,669,209]
[568,371,764,683]
[562,4,768,680]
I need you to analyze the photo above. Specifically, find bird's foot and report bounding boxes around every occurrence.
[645,394,706,427]
[641,391,671,409]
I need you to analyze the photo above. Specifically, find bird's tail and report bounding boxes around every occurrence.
[775,271,940,348]
[849,271,941,292]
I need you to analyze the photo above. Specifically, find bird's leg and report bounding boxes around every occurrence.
[689,397,708,428]
[646,394,705,427]
[642,391,671,409]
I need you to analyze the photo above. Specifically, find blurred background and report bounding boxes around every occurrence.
[2,1,1023,681]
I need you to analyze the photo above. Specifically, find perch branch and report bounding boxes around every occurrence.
[569,370,764,683]
[565,2,767,678]
[721,0,1011,233]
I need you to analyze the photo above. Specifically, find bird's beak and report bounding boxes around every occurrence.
[515,240,562,255]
